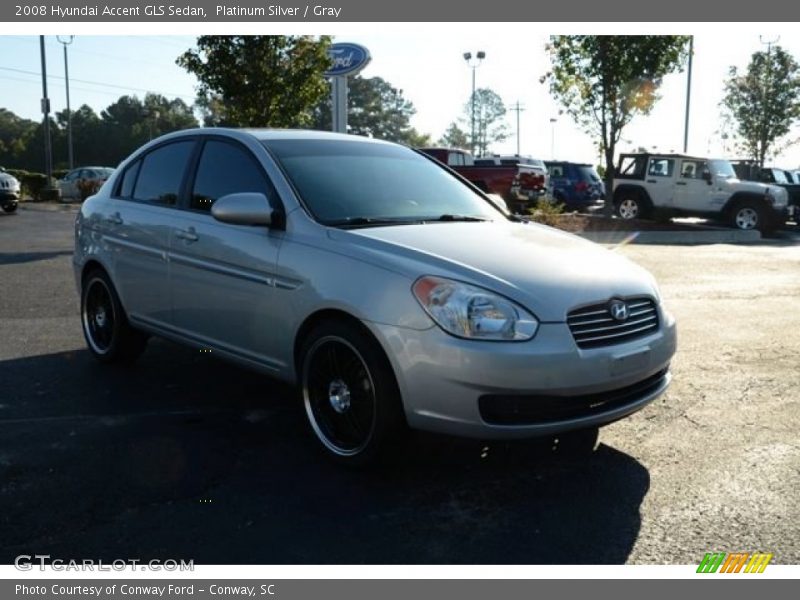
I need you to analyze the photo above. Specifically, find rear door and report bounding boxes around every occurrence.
[106,139,196,330]
[168,137,285,372]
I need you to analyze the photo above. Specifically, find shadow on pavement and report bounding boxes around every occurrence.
[0,342,650,565]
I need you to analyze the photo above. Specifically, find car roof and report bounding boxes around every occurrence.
[154,127,398,146]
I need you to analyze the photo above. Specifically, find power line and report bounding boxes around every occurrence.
[0,66,194,101]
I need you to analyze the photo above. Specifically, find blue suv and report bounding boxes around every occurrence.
[545,161,605,210]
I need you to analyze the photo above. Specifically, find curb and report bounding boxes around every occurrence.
[577,229,762,245]
[18,202,81,213]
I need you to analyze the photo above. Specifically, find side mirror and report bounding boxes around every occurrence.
[486,193,510,214]
[211,192,274,226]
[702,171,712,184]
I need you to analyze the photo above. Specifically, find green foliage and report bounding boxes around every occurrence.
[178,35,332,128]
[20,172,49,201]
[438,122,470,150]
[0,94,198,173]
[528,197,564,227]
[543,35,690,213]
[721,45,800,167]
[312,75,431,145]
[463,88,509,156]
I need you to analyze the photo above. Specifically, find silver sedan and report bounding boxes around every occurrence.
[73,129,676,465]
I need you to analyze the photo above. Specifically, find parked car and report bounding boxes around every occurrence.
[756,167,800,225]
[613,153,788,233]
[0,167,20,213]
[59,166,114,201]
[474,154,550,197]
[417,147,547,213]
[74,129,676,465]
[545,161,605,210]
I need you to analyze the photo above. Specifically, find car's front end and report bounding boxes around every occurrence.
[0,171,21,212]
[331,220,676,440]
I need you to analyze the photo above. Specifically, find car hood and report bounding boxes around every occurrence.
[328,221,660,322]
[726,178,788,203]
[0,172,19,186]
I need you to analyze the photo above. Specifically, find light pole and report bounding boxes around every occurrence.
[683,36,693,154]
[549,117,557,159]
[39,36,53,184]
[57,35,74,170]
[510,101,525,155]
[463,51,485,156]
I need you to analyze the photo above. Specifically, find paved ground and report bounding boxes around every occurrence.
[1,204,798,565]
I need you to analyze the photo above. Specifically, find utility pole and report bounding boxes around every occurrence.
[549,117,557,159]
[510,101,525,155]
[39,36,53,183]
[683,36,693,153]
[57,35,74,170]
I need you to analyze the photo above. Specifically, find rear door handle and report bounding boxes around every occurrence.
[105,212,123,225]
[675,181,687,186]
[176,227,199,242]
[646,179,658,184]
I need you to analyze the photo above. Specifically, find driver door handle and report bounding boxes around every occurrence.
[175,227,199,242]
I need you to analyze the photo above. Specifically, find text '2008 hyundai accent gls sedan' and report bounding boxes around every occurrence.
[73,129,677,465]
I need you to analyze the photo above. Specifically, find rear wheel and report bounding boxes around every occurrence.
[299,320,406,466]
[615,192,647,220]
[81,269,148,363]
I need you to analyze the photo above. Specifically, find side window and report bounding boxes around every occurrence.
[648,158,674,178]
[549,165,564,178]
[118,160,141,199]
[680,160,706,179]
[447,152,464,167]
[190,140,272,212]
[132,141,194,206]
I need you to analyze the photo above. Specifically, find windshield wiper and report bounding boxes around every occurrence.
[432,214,489,222]
[324,216,424,229]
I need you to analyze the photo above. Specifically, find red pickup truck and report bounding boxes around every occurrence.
[417,147,546,212]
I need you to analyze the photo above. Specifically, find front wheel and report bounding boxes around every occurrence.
[299,320,406,466]
[2,203,17,213]
[81,269,148,363]
[730,201,765,232]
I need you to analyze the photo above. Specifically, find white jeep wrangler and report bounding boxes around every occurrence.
[612,153,788,233]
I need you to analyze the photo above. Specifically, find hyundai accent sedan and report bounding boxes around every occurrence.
[73,129,676,465]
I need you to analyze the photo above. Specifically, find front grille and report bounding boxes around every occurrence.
[479,368,669,426]
[567,297,659,349]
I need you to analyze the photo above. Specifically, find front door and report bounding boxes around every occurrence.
[644,157,677,206]
[168,138,285,372]
[673,159,712,211]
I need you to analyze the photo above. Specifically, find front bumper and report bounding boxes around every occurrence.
[366,308,677,439]
[0,190,20,203]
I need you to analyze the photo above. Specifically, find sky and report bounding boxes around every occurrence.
[1,29,800,168]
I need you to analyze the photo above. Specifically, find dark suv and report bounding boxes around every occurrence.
[544,161,604,210]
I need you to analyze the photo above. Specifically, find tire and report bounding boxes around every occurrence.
[299,319,406,467]
[729,201,765,232]
[2,203,17,213]
[80,269,148,364]
[615,192,647,220]
[550,427,599,458]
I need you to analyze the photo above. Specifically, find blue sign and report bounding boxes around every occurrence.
[325,43,371,77]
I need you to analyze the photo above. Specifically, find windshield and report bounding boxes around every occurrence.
[709,160,737,179]
[264,139,502,226]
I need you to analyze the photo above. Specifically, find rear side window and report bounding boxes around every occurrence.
[578,166,600,182]
[548,164,565,178]
[190,140,272,212]
[118,160,141,198]
[132,141,194,206]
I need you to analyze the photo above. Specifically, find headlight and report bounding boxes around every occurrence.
[412,276,538,341]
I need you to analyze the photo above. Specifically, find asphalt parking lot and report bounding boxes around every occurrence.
[1,205,799,565]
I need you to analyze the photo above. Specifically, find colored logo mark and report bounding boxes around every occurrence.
[697,552,773,573]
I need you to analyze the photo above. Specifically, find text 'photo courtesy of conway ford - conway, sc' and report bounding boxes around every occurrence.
[73,128,677,466]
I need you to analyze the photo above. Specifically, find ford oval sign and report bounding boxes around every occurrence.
[325,43,371,77]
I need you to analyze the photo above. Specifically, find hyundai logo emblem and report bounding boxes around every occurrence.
[608,300,629,322]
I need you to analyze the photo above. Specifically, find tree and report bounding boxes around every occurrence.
[438,122,469,149]
[721,45,800,167]
[542,35,690,214]
[177,35,332,128]
[311,75,431,146]
[465,88,509,156]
